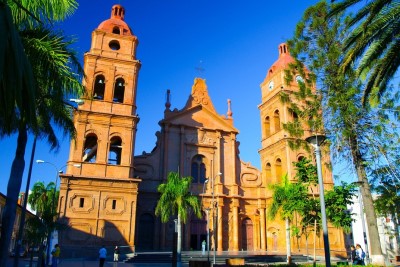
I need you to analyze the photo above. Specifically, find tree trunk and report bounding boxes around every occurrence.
[286,218,292,264]
[350,137,384,265]
[177,214,182,263]
[0,127,28,267]
[393,212,400,255]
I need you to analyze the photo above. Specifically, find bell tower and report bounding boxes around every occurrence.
[59,4,141,252]
[258,43,333,186]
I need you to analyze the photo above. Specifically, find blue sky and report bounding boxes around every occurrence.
[0,0,323,195]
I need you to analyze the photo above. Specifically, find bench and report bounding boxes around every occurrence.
[226,258,245,266]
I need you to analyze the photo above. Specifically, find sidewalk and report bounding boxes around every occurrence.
[58,260,177,267]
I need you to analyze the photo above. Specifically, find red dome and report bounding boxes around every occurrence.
[266,43,295,80]
[97,5,133,36]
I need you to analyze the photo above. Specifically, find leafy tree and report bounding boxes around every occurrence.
[0,1,83,266]
[268,174,309,263]
[325,182,356,233]
[27,181,61,267]
[329,0,400,106]
[155,172,202,263]
[283,1,400,264]
[293,158,355,260]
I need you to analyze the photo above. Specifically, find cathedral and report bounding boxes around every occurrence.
[58,4,346,257]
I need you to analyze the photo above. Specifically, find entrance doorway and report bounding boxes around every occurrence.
[241,218,253,251]
[137,213,154,250]
[190,214,207,250]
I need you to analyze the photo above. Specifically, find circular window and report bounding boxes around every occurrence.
[109,40,120,51]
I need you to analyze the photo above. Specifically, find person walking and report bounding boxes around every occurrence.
[51,244,60,267]
[114,246,120,262]
[99,245,107,267]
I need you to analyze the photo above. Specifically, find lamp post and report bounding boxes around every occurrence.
[305,134,331,267]
[36,160,81,265]
[209,172,222,265]
[201,180,211,262]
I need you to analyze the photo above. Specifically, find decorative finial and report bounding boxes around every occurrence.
[227,99,233,118]
[165,89,171,110]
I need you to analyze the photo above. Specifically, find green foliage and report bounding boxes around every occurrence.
[329,0,400,106]
[325,182,356,233]
[27,181,66,250]
[155,172,202,224]
[268,174,309,221]
[294,157,318,184]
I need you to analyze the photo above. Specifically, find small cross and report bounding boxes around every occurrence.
[195,60,205,77]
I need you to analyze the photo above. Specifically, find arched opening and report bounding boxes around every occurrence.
[264,116,271,138]
[93,75,105,100]
[108,136,122,165]
[82,134,98,163]
[191,155,207,183]
[241,218,253,251]
[137,213,154,250]
[275,158,282,183]
[264,163,272,183]
[113,78,125,103]
[190,212,207,250]
[112,26,120,34]
[274,110,281,132]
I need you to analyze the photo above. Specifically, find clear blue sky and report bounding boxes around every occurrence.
[0,0,324,195]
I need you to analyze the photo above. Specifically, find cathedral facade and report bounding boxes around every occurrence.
[58,5,346,257]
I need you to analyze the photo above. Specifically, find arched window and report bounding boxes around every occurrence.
[264,116,271,138]
[275,158,282,183]
[264,163,272,183]
[191,155,207,183]
[83,134,98,163]
[93,75,105,100]
[113,78,125,103]
[274,110,281,132]
[108,136,122,165]
[112,26,120,34]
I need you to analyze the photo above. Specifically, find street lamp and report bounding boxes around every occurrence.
[305,134,331,267]
[36,160,81,265]
[207,172,222,265]
[201,180,211,262]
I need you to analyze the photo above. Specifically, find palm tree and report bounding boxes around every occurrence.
[155,172,202,264]
[329,0,400,105]
[268,174,309,264]
[0,1,83,266]
[27,181,59,267]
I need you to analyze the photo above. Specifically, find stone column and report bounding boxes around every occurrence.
[217,204,223,251]
[180,126,185,174]
[260,208,266,250]
[232,202,239,251]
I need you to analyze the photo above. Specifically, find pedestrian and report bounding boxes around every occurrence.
[51,244,60,267]
[201,240,206,255]
[349,245,356,264]
[99,245,107,267]
[354,243,365,265]
[114,246,120,262]
[40,245,46,267]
